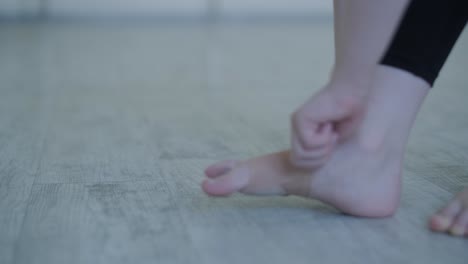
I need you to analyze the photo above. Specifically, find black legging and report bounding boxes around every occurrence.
[381,0,468,86]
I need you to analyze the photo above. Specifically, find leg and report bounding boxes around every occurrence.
[203,65,429,217]
[293,0,468,227]
[202,0,467,224]
[331,0,410,87]
[203,0,416,215]
[290,0,411,168]
[380,0,468,237]
[381,0,468,86]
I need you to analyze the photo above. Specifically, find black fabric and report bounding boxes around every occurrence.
[381,0,468,86]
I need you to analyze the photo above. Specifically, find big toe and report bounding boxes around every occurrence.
[202,165,250,196]
[204,160,238,178]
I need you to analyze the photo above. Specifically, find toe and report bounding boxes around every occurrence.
[204,160,238,178]
[202,166,250,196]
[449,210,468,237]
[429,199,462,232]
[429,214,452,232]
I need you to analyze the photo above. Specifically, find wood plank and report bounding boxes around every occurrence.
[32,24,209,184]
[0,24,48,264]
[1,21,468,264]
[14,181,201,264]
[158,159,468,264]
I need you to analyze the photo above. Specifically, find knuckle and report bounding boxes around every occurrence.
[291,111,300,124]
[291,109,305,123]
[289,153,301,165]
[291,149,303,160]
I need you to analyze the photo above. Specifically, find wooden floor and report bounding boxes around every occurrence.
[1,20,468,264]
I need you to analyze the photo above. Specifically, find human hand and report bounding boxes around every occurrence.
[290,87,365,169]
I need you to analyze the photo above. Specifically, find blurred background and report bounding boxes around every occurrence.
[0,0,468,264]
[0,0,332,19]
[2,1,468,264]
[0,2,339,264]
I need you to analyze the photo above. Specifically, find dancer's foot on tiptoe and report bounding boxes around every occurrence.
[429,187,468,237]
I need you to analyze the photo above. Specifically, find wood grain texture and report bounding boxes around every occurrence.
[0,21,467,264]
[0,26,49,264]
[14,182,200,264]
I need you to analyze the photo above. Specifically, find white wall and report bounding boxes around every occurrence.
[0,0,332,18]
[48,0,206,17]
[0,0,42,16]
[220,0,332,16]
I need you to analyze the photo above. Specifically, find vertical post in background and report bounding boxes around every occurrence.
[206,0,220,22]
[204,0,222,94]
[39,0,48,18]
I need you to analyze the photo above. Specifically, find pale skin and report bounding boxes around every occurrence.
[203,66,427,218]
[202,0,468,237]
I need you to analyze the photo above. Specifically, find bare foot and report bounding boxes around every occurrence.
[203,146,401,217]
[429,188,468,237]
[289,83,366,169]
[202,66,430,218]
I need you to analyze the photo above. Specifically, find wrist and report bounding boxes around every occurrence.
[326,65,375,98]
[329,64,375,89]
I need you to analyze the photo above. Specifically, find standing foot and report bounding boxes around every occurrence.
[429,187,468,237]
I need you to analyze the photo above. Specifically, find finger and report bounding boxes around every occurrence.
[291,136,330,160]
[294,120,334,150]
[313,123,335,147]
[301,93,359,123]
[292,113,331,150]
[328,132,339,151]
[291,111,319,150]
[291,130,339,169]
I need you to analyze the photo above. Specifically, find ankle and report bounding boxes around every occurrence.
[357,118,408,155]
[355,66,430,153]
[356,132,387,153]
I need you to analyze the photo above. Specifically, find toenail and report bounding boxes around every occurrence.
[204,178,216,184]
[437,216,452,230]
[449,226,465,236]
